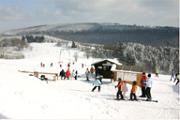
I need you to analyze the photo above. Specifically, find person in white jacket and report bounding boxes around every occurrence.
[146,74,153,101]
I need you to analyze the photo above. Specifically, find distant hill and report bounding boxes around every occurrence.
[4,23,179,48]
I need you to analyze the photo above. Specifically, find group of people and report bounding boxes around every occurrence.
[59,69,78,80]
[85,67,96,81]
[91,72,154,101]
[59,65,96,81]
[116,72,153,101]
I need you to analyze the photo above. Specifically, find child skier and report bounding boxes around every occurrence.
[140,72,147,97]
[115,78,125,100]
[91,76,102,92]
[130,81,138,101]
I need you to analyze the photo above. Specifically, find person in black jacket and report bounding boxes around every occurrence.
[59,69,66,80]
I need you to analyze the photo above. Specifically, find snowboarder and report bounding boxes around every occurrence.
[145,74,153,101]
[59,69,66,80]
[130,81,138,101]
[140,72,147,97]
[91,76,102,92]
[85,68,90,81]
[115,78,125,100]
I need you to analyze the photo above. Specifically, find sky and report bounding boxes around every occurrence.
[0,0,179,32]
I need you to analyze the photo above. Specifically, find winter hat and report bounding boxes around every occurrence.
[148,74,151,78]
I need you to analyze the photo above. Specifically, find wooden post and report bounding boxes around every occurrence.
[34,72,39,78]
[53,74,58,81]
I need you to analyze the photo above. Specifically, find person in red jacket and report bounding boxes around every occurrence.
[115,78,125,100]
[66,69,71,80]
[140,72,147,97]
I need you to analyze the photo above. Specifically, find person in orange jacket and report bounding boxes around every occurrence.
[140,72,147,97]
[115,78,125,100]
[130,81,138,101]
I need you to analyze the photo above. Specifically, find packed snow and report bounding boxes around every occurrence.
[0,43,179,119]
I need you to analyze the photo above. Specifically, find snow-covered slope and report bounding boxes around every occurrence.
[0,43,179,119]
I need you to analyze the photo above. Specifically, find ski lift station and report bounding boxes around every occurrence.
[92,59,142,82]
[91,59,122,79]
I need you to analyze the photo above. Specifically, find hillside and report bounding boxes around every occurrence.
[1,23,179,74]
[4,23,179,48]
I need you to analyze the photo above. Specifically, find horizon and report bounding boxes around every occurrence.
[1,22,179,34]
[0,0,179,32]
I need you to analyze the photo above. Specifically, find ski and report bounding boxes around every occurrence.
[138,99,158,103]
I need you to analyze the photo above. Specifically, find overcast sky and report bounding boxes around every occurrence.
[0,0,179,32]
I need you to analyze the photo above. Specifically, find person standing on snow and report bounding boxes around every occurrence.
[115,78,125,100]
[74,70,78,80]
[59,69,66,80]
[140,72,147,97]
[85,68,90,81]
[66,69,71,80]
[145,74,153,101]
[170,69,175,81]
[91,76,102,92]
[175,73,179,85]
[130,81,138,101]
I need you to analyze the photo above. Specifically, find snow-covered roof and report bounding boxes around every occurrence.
[92,59,122,66]
[111,69,141,74]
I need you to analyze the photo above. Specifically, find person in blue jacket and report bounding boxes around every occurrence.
[91,76,102,92]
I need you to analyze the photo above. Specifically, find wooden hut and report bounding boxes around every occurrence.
[91,59,122,79]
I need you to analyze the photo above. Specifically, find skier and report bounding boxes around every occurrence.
[50,62,53,67]
[145,74,153,101]
[74,70,78,80]
[90,66,95,78]
[85,68,90,81]
[66,69,71,80]
[67,63,70,68]
[170,69,175,81]
[91,76,102,92]
[59,69,66,80]
[122,82,129,98]
[40,62,43,67]
[140,72,147,97]
[175,73,179,85]
[115,78,125,100]
[130,81,138,101]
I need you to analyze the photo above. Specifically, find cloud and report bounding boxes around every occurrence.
[45,0,178,26]
[0,0,178,32]
[0,6,25,21]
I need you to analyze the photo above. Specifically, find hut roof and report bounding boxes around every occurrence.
[92,59,122,66]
